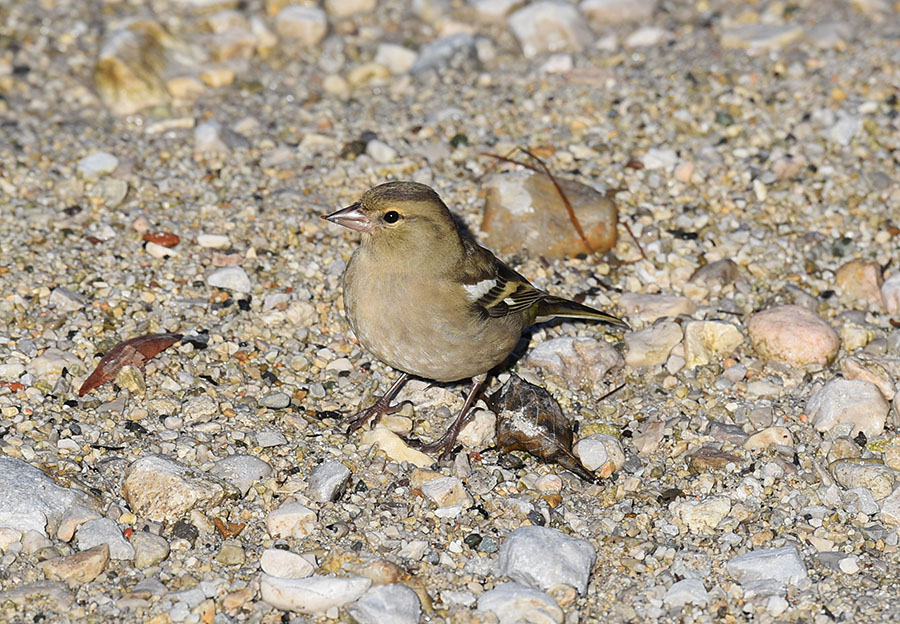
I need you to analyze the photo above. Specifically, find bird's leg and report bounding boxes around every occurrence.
[345,372,411,434]
[419,374,487,460]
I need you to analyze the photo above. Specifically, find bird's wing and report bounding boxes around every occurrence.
[458,239,544,318]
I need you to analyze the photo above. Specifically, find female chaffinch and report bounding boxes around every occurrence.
[325,181,627,459]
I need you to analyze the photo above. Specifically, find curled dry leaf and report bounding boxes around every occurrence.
[78,332,183,396]
[142,231,180,247]
[488,374,597,483]
[213,517,246,539]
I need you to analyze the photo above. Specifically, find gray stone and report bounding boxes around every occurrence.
[497,526,596,594]
[210,454,273,496]
[508,1,593,58]
[75,518,134,560]
[726,546,807,587]
[663,578,709,608]
[131,531,170,568]
[477,582,563,624]
[807,379,889,439]
[307,461,351,503]
[259,574,371,614]
[348,583,422,624]
[207,266,251,293]
[411,33,478,75]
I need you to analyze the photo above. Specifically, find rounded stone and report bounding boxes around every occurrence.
[748,305,840,367]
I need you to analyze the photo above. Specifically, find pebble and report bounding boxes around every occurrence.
[374,43,418,75]
[265,502,317,539]
[573,434,625,474]
[27,348,84,380]
[807,378,889,439]
[275,5,328,47]
[259,573,371,614]
[0,454,94,537]
[323,0,377,18]
[882,272,900,314]
[624,26,670,48]
[747,305,840,367]
[720,24,804,53]
[624,320,683,367]
[835,258,884,308]
[94,22,170,114]
[365,139,397,163]
[260,548,315,579]
[307,460,351,503]
[56,506,102,542]
[744,427,793,450]
[75,518,134,560]
[38,544,110,584]
[726,546,808,587]
[217,540,246,565]
[360,428,436,468]
[457,408,497,448]
[122,454,230,522]
[410,33,478,75]
[496,526,596,594]
[256,430,287,447]
[348,583,422,624]
[682,320,743,368]
[663,578,709,608]
[617,293,696,323]
[839,356,896,401]
[580,0,656,24]
[130,531,171,568]
[197,233,231,249]
[477,582,564,624]
[671,496,732,533]
[206,266,251,293]
[689,258,741,289]
[526,336,623,388]
[210,454,273,496]
[76,152,118,180]
[880,488,900,527]
[49,287,88,312]
[481,170,618,259]
[830,460,896,500]
[507,1,593,58]
[828,113,861,146]
[259,391,291,409]
[844,487,879,516]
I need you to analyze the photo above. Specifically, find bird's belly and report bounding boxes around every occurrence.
[346,276,520,382]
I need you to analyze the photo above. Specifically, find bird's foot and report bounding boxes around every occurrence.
[415,432,459,461]
[345,398,412,435]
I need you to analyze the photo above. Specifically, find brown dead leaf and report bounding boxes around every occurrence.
[213,517,246,538]
[78,332,182,396]
[489,375,597,483]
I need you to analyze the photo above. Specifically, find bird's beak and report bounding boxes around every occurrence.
[323,202,374,233]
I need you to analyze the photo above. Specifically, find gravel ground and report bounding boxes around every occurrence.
[1,0,900,622]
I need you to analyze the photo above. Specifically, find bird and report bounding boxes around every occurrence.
[324,181,627,459]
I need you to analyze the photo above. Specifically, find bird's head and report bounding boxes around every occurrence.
[324,181,461,257]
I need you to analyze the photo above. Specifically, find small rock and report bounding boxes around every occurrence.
[260,391,291,409]
[420,476,473,508]
[469,0,521,20]
[720,24,804,53]
[624,321,683,367]
[744,427,793,450]
[828,113,861,147]
[748,305,840,367]
[75,518,134,560]
[217,540,246,565]
[641,148,677,170]
[197,233,231,249]
[39,544,110,584]
[663,578,709,608]
[882,272,900,314]
[122,454,230,522]
[76,152,119,180]
[0,454,95,537]
[497,526,596,594]
[410,32,478,75]
[573,434,625,474]
[131,531,170,568]
[94,21,171,114]
[207,266,251,293]
[835,258,884,308]
[880,488,900,527]
[830,460,896,500]
[526,336,623,388]
[260,548,315,579]
[580,0,656,25]
[256,430,287,447]
[617,293,696,323]
[683,321,743,368]
[477,582,563,624]
[365,139,397,163]
[671,496,732,533]
[49,287,88,312]
[324,0,377,18]
[539,53,573,73]
[210,455,273,496]
[374,43,417,74]
[266,502,317,539]
[360,428,435,468]
[807,379,889,439]
[27,348,84,380]
[625,26,671,47]
[259,574,371,614]
[348,583,422,624]
[458,408,497,448]
[347,62,391,88]
[56,506,102,543]
[22,530,52,554]
[508,1,593,58]
[728,546,809,593]
[632,420,665,455]
[275,5,328,47]
[840,356,895,401]
[689,259,741,289]
[481,170,617,259]
[194,122,230,153]
[307,461,351,503]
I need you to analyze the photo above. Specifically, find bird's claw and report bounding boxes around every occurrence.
[344,399,412,435]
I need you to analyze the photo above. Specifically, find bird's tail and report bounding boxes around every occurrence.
[536,295,630,329]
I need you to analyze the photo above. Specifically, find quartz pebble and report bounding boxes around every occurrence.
[275,6,328,47]
[497,526,596,594]
[663,578,709,608]
[726,546,808,587]
[420,476,473,508]
[39,544,110,584]
[458,408,497,448]
[477,582,564,624]
[360,428,435,468]
[744,427,793,450]
[210,454,273,496]
[348,583,422,624]
[207,266,251,293]
[122,455,230,522]
[306,461,351,503]
[617,293,696,323]
[682,320,743,368]
[807,379,889,439]
[835,258,885,308]
[881,272,900,314]
[624,321,683,367]
[830,460,897,500]
[573,434,625,474]
[259,573,371,614]
[580,0,656,25]
[266,502,317,539]
[76,152,118,179]
[671,496,732,533]
[526,336,623,389]
[748,305,840,367]
[508,1,593,58]
[260,548,315,579]
[130,531,171,568]
[75,518,134,560]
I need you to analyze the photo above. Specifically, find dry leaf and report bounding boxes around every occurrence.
[78,332,182,396]
[488,375,596,483]
[213,517,246,538]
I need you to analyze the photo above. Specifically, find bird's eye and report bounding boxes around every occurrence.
[383,210,401,224]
